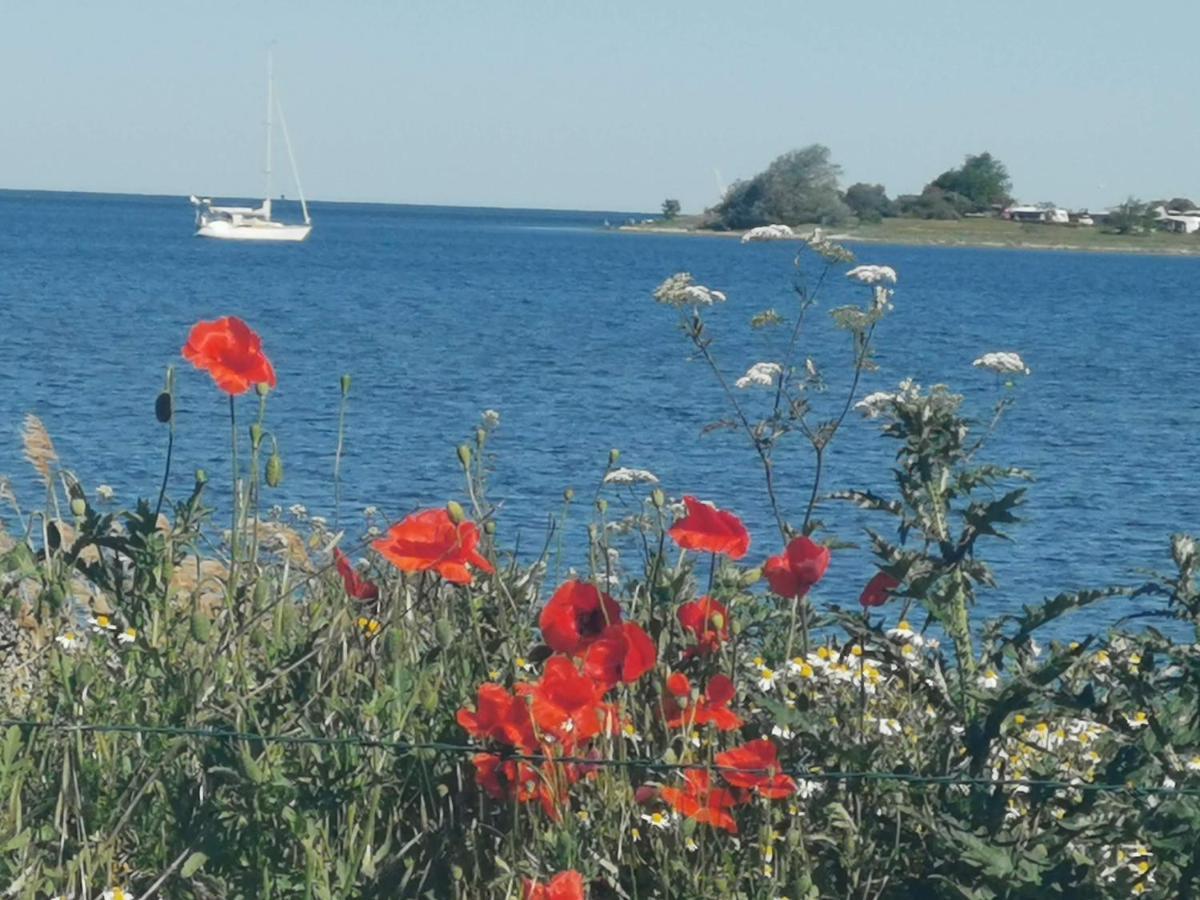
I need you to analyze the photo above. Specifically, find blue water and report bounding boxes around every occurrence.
[1,190,1198,634]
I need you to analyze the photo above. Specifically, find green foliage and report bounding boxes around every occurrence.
[709,144,852,229]
[661,198,681,220]
[843,182,896,223]
[1108,196,1156,234]
[930,152,1013,211]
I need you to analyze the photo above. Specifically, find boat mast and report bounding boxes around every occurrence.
[264,50,273,212]
[276,98,311,225]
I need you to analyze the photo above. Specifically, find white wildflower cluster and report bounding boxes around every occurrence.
[855,377,928,420]
[735,362,782,390]
[846,264,898,286]
[481,408,501,429]
[95,484,115,502]
[988,715,1113,822]
[740,223,795,243]
[854,391,896,419]
[1098,843,1155,895]
[603,467,660,486]
[972,351,1031,376]
[288,503,308,520]
[653,272,727,308]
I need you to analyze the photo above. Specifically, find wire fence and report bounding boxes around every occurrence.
[4,718,1199,798]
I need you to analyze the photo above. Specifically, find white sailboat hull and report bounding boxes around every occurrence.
[196,219,312,242]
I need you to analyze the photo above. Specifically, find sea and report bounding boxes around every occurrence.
[1,190,1198,636]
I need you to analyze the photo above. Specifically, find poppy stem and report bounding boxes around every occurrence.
[228,395,239,603]
[333,375,349,529]
[707,552,716,594]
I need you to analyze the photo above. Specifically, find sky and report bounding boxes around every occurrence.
[1,1,1195,212]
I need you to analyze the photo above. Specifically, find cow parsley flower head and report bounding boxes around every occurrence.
[846,264,898,286]
[604,467,660,486]
[653,272,726,308]
[95,484,115,502]
[735,362,783,389]
[481,409,501,428]
[972,351,1031,376]
[741,223,795,243]
[854,391,895,419]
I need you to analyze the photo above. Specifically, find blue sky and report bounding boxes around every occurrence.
[1,1,1191,211]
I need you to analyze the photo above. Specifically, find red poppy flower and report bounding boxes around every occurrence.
[665,671,691,698]
[677,596,730,656]
[539,581,623,654]
[182,316,277,396]
[668,496,750,559]
[472,754,568,821]
[764,536,831,599]
[859,570,901,608]
[663,673,743,731]
[523,870,586,900]
[457,683,536,751]
[372,508,494,585]
[333,547,379,602]
[659,769,740,833]
[715,738,796,799]
[519,656,610,749]
[582,622,657,687]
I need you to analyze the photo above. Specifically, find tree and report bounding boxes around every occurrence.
[931,152,1012,211]
[1167,197,1196,212]
[709,144,852,229]
[661,198,681,220]
[843,183,895,223]
[897,186,970,220]
[1107,197,1155,234]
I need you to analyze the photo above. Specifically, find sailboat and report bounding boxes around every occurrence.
[190,53,312,242]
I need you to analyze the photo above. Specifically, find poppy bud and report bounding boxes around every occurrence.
[634,784,659,805]
[563,488,575,503]
[475,427,486,447]
[446,500,466,524]
[457,445,471,469]
[740,567,762,587]
[435,617,455,648]
[195,468,209,486]
[249,423,264,450]
[710,612,726,631]
[266,451,284,488]
[253,577,271,607]
[596,499,607,515]
[70,498,87,518]
[608,448,620,466]
[74,661,95,689]
[484,520,496,536]
[46,521,61,552]
[255,382,270,397]
[190,610,211,644]
[340,373,352,397]
[155,391,173,424]
[651,488,665,509]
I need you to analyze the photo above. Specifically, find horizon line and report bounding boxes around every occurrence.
[0,185,657,217]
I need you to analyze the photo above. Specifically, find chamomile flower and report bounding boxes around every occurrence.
[641,810,673,830]
[55,632,81,652]
[757,667,779,692]
[1126,711,1150,729]
[977,669,1000,690]
[117,627,137,645]
[89,614,116,633]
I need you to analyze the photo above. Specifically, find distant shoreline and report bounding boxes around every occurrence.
[617,217,1200,258]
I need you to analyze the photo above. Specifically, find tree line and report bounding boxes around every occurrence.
[701,145,1014,229]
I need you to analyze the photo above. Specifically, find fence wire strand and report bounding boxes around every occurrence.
[4,718,1199,798]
